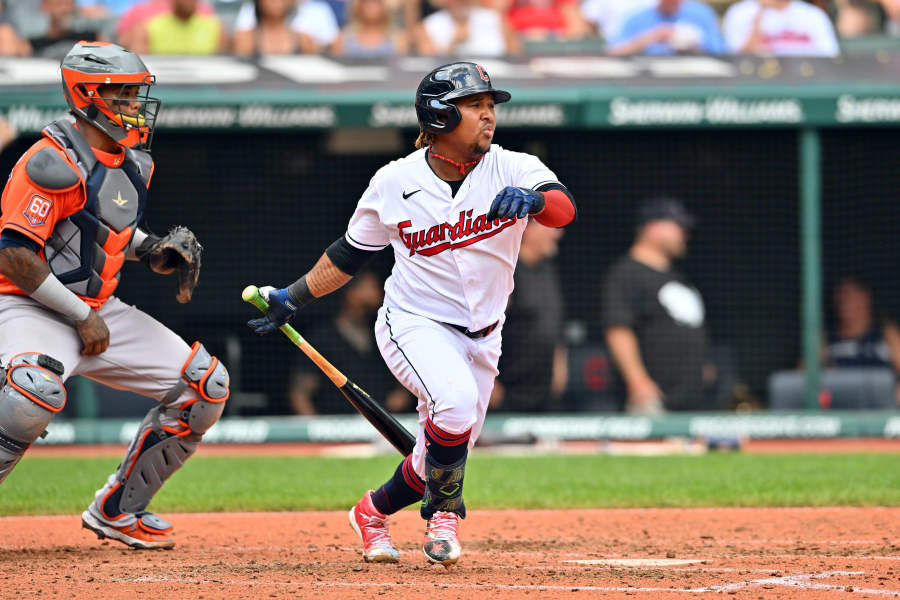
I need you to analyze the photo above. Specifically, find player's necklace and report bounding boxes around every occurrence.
[428,146,483,176]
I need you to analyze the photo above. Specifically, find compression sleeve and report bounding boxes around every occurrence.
[533,182,576,228]
[30,272,92,321]
[325,235,380,276]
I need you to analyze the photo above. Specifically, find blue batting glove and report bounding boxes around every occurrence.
[247,286,298,335]
[486,186,545,221]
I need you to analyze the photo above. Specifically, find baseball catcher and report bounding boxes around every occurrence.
[0,41,228,549]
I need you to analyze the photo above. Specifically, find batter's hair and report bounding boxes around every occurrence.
[415,129,436,149]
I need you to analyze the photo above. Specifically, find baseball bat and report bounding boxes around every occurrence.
[241,285,415,456]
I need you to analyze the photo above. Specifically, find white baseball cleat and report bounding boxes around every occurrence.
[81,508,175,550]
[349,490,401,563]
[423,511,461,567]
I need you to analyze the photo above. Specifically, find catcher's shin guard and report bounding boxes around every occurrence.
[0,353,66,484]
[97,342,228,518]
[420,453,467,520]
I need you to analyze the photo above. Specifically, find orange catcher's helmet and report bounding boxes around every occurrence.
[60,41,161,150]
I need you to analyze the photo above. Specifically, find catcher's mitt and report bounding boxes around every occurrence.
[147,226,203,303]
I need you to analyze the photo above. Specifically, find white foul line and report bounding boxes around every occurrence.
[121,570,900,596]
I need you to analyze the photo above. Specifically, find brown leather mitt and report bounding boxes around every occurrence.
[147,226,203,303]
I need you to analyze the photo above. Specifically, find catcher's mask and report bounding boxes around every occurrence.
[415,62,511,135]
[61,40,161,151]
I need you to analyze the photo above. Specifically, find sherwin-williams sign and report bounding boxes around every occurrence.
[1,55,899,130]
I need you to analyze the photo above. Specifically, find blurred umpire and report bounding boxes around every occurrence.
[601,198,711,414]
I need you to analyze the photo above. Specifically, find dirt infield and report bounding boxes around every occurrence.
[8,441,900,598]
[1,507,898,599]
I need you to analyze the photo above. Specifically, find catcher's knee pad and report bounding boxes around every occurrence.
[0,353,65,484]
[100,342,228,516]
[177,341,229,434]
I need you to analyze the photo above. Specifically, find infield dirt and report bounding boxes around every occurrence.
[1,506,898,599]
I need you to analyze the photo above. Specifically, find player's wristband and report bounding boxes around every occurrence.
[30,273,92,322]
[130,228,162,262]
[286,275,316,307]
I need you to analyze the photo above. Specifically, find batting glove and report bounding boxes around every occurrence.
[486,186,545,221]
[247,286,298,335]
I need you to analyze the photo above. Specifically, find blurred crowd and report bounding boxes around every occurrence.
[1,0,898,60]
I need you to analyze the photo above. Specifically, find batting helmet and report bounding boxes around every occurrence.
[415,62,511,135]
[61,41,161,150]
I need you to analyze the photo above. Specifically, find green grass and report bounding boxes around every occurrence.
[1,453,898,516]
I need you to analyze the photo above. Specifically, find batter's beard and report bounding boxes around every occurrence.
[470,139,490,156]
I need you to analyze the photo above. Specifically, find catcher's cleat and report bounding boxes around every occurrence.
[423,511,461,567]
[349,490,401,563]
[81,509,175,550]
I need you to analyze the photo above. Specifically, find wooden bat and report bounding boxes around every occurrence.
[242,285,415,456]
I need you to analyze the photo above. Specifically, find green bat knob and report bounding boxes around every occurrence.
[241,285,270,313]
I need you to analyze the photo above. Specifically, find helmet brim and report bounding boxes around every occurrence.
[444,88,512,104]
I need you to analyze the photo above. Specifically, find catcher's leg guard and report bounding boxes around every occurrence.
[0,353,66,484]
[92,342,228,522]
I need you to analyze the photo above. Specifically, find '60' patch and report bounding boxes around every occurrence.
[24,194,53,227]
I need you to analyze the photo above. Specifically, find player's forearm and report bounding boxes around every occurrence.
[0,246,51,294]
[604,326,652,385]
[0,246,91,320]
[287,252,353,303]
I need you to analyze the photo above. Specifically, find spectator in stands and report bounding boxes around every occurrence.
[233,0,317,55]
[331,0,408,57]
[28,0,106,59]
[601,198,713,414]
[824,276,900,374]
[415,0,522,56]
[833,0,900,38]
[723,0,840,56]
[608,0,725,55]
[501,0,592,41]
[117,1,217,50]
[233,0,339,53]
[492,221,568,412]
[288,271,413,415]
[580,0,654,41]
[76,0,142,17]
[0,0,31,56]
[128,0,225,54]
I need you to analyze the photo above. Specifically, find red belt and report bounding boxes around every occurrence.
[446,320,499,339]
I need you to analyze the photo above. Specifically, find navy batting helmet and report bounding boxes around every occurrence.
[415,62,511,135]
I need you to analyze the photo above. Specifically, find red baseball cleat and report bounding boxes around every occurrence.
[423,511,461,566]
[81,509,175,550]
[348,490,401,563]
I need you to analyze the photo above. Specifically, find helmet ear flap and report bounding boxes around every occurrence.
[419,98,461,135]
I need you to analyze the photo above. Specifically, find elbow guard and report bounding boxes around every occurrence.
[325,235,379,276]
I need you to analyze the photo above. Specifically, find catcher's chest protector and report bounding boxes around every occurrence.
[40,120,150,301]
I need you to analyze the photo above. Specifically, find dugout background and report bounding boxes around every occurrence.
[1,127,897,414]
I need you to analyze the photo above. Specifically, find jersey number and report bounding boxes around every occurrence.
[24,195,53,227]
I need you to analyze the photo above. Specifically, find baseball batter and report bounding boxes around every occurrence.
[0,41,228,549]
[249,62,576,566]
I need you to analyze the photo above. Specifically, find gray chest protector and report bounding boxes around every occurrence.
[39,120,151,300]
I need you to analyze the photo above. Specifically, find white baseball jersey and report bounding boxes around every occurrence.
[345,144,559,331]
[723,0,839,57]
